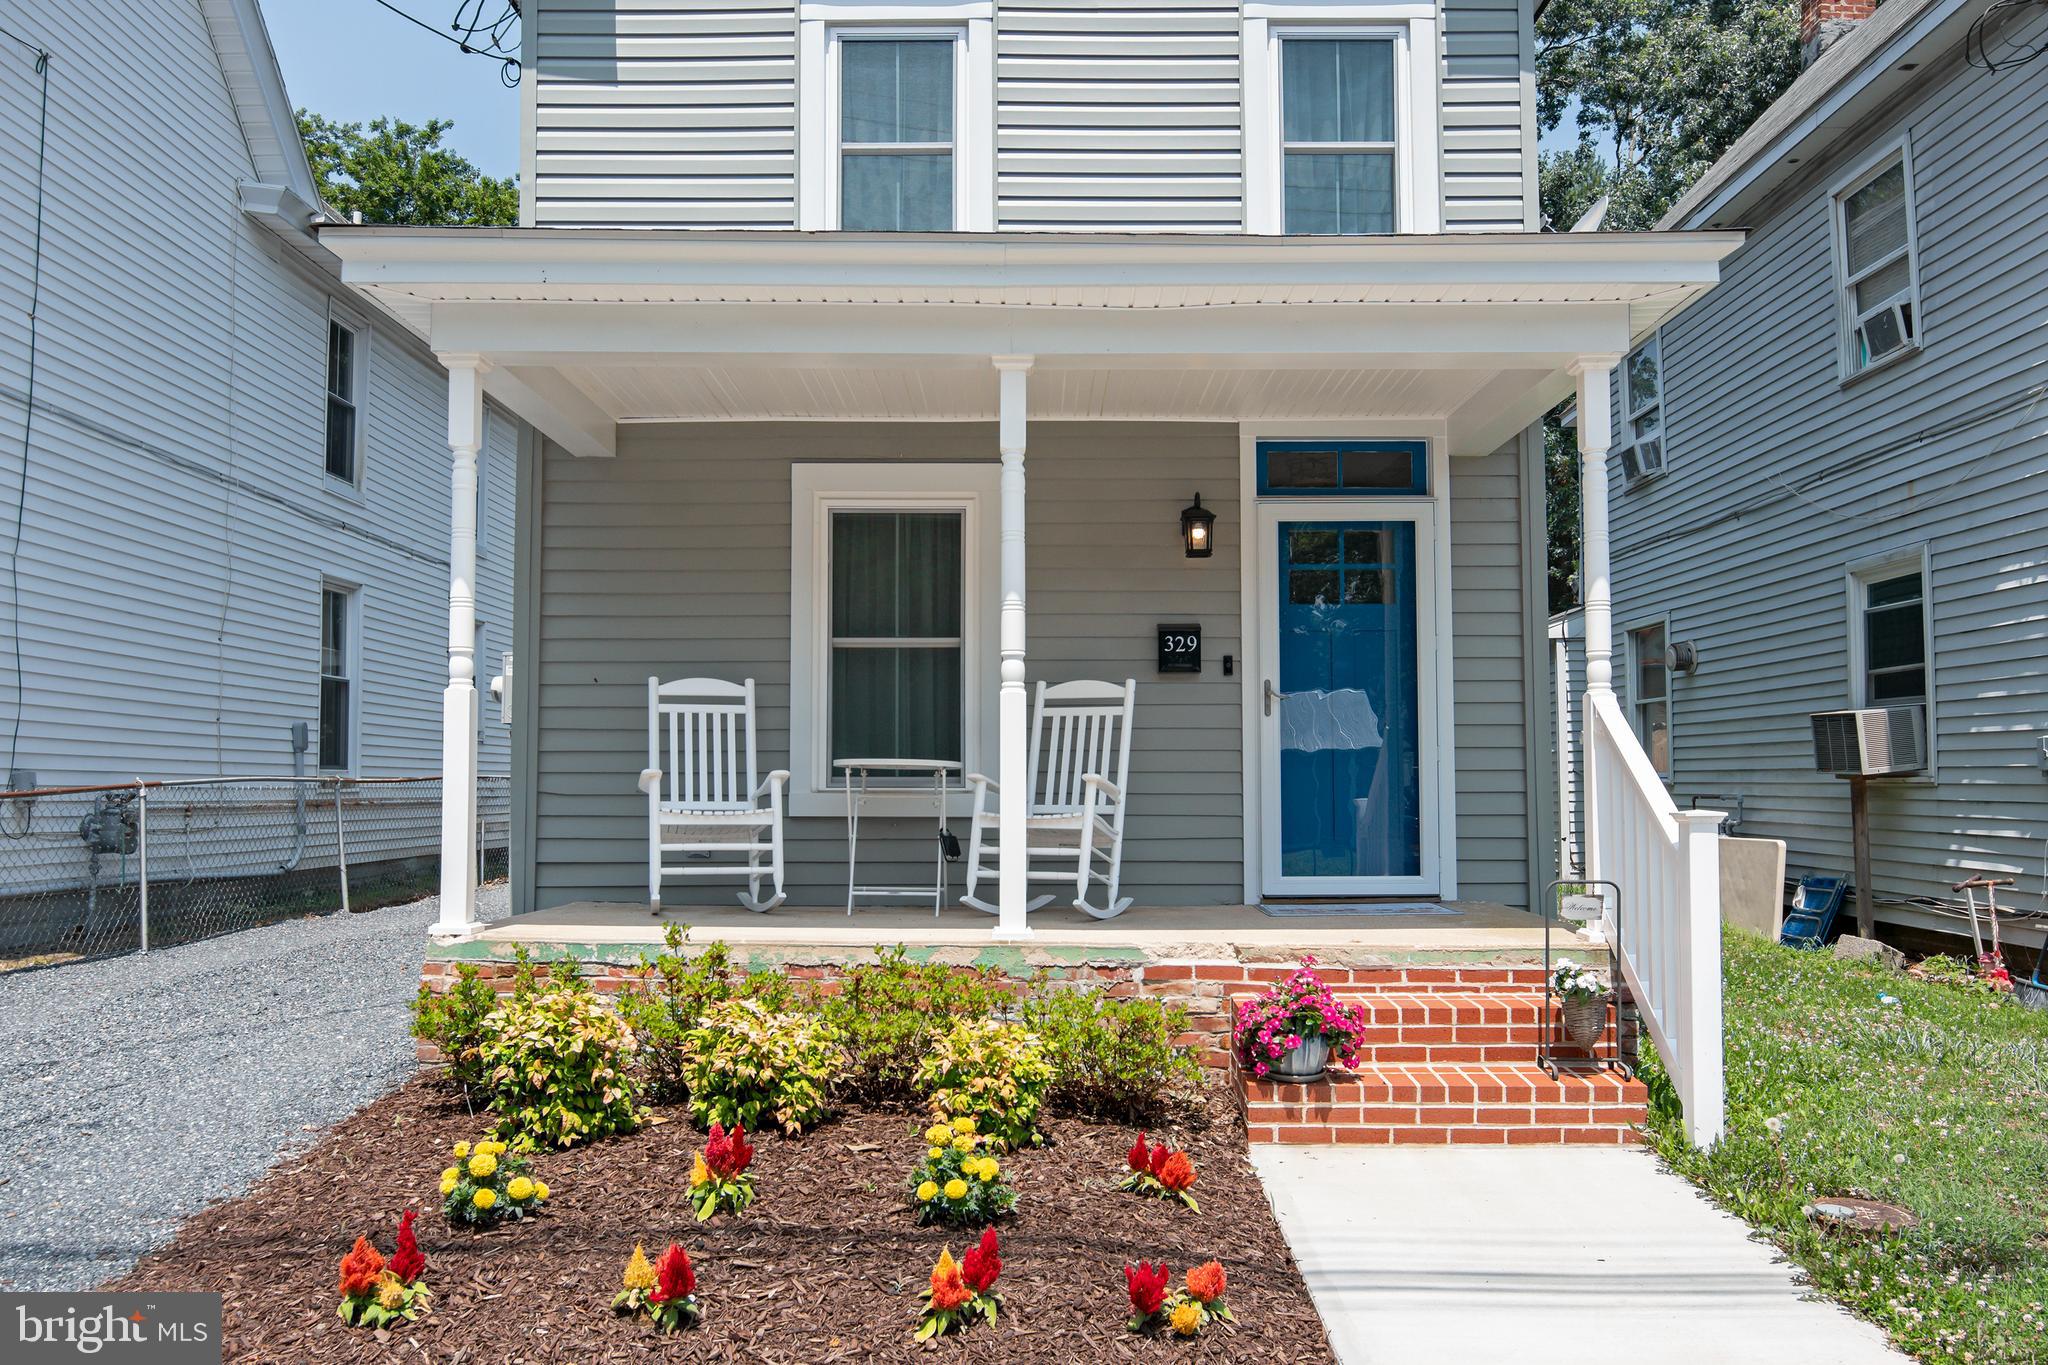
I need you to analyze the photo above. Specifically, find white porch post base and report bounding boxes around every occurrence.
[434,353,488,940]
[435,681,481,937]
[993,356,1033,941]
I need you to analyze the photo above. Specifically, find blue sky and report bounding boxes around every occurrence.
[261,0,521,178]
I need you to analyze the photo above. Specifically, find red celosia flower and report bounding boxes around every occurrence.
[649,1244,696,1305]
[1125,1260,1170,1318]
[930,1249,972,1312]
[389,1209,425,1286]
[1157,1151,1198,1194]
[1127,1132,1150,1173]
[1148,1142,1172,1179]
[962,1228,1001,1295]
[337,1236,384,1299]
[1186,1260,1227,1305]
[704,1122,754,1181]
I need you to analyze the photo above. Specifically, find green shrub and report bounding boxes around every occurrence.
[410,962,500,1091]
[615,928,794,1102]
[816,946,1013,1104]
[681,997,842,1136]
[476,962,642,1149]
[916,1018,1054,1150]
[1022,988,1201,1123]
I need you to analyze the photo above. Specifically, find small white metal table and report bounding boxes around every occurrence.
[834,758,961,916]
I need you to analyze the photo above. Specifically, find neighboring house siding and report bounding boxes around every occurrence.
[1450,443,1533,906]
[531,0,800,228]
[1441,0,1532,230]
[995,0,1243,230]
[0,0,515,786]
[1610,12,2048,915]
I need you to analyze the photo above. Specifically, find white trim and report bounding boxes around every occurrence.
[789,461,1001,818]
[322,302,369,496]
[1845,543,1935,778]
[1623,614,1672,780]
[1242,1,1442,235]
[797,0,994,232]
[1237,420,1454,902]
[1829,136,1922,382]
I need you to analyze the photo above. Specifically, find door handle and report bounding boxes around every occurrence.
[1263,678,1285,717]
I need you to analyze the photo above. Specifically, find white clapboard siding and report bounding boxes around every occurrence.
[0,0,516,788]
[1440,0,1531,230]
[1606,4,2048,914]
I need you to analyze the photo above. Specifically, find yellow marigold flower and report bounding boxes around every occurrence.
[952,1134,975,1153]
[439,1176,458,1196]
[622,1243,656,1292]
[943,1178,968,1200]
[928,1146,945,1161]
[441,1167,459,1182]
[467,1153,497,1180]
[452,1141,471,1159]
[535,1181,549,1201]
[952,1116,976,1136]
[472,1187,497,1210]
[1170,1300,1204,1337]
[977,1160,998,1182]
[376,1272,406,1311]
[924,1123,952,1144]
[916,1180,940,1202]
[690,1153,711,1188]
[507,1176,535,1202]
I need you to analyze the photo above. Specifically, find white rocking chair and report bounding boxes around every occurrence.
[636,677,789,912]
[961,678,1137,921]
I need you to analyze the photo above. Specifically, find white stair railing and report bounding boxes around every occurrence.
[1583,690,1726,1147]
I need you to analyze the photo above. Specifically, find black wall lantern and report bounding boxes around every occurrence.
[1180,493,1216,559]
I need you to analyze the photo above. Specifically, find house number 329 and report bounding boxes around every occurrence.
[1156,624,1201,673]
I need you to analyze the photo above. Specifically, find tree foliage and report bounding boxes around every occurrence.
[298,113,518,227]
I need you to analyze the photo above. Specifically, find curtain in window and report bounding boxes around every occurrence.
[840,39,953,231]
[1281,39,1396,234]
[829,511,963,771]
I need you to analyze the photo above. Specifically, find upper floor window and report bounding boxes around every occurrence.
[1616,335,1665,485]
[1627,619,1671,778]
[324,316,365,486]
[1281,37,1397,234]
[1833,147,1920,376]
[838,34,957,231]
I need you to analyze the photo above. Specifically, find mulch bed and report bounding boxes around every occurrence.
[109,1075,1337,1363]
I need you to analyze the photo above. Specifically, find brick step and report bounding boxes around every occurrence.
[1233,988,1615,1065]
[1241,1063,1647,1147]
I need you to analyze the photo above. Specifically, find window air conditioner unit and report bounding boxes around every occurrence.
[1810,707,1925,777]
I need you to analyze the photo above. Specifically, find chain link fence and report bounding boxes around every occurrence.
[0,776,509,968]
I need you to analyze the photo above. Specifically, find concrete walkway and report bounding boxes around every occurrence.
[1252,1146,1904,1365]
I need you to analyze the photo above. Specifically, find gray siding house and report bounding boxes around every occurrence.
[1607,0,2048,937]
[327,0,1738,945]
[0,0,519,790]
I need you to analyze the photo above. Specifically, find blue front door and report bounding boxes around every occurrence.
[1271,519,1423,884]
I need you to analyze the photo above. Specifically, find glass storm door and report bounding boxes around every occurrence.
[1259,507,1436,896]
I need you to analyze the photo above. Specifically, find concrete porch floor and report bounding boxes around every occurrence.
[465,898,1557,962]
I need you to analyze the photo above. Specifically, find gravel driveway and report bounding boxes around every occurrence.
[0,885,508,1291]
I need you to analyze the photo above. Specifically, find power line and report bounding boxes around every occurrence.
[364,0,522,87]
[4,38,51,780]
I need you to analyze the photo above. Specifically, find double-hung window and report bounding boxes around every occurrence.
[1834,149,1920,375]
[1616,335,1666,484]
[318,584,357,771]
[1627,620,1671,778]
[1280,36,1397,234]
[838,34,956,231]
[1855,563,1928,710]
[324,317,364,485]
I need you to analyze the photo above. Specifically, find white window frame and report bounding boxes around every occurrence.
[1829,139,1923,381]
[318,580,361,773]
[1614,331,1667,486]
[323,304,369,493]
[1242,1,1442,235]
[1625,615,1672,780]
[797,0,994,231]
[789,462,1000,817]
[1845,547,1935,777]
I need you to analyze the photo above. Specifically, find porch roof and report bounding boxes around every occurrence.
[323,226,1743,459]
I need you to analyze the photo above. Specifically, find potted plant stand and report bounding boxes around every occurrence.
[1541,879,1634,1080]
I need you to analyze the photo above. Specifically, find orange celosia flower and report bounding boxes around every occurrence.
[1157,1151,1198,1194]
[929,1248,971,1312]
[1186,1260,1227,1304]
[337,1236,384,1300]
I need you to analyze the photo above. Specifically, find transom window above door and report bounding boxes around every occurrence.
[838,35,957,231]
[1281,36,1397,234]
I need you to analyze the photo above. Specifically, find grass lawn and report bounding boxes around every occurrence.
[1644,930,2048,1363]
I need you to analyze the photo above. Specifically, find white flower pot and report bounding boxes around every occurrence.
[1270,1035,1331,1083]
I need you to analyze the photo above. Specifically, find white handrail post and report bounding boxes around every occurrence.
[1675,808,1726,1145]
[992,355,1033,942]
[434,353,488,938]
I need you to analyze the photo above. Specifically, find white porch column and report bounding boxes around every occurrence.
[993,355,1033,942]
[1570,356,1623,698]
[433,353,488,938]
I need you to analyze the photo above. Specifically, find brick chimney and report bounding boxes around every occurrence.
[1802,0,1877,63]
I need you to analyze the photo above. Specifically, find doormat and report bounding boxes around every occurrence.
[1255,901,1459,918]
